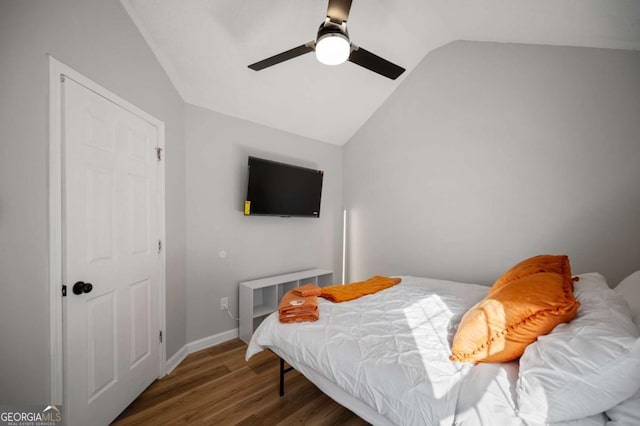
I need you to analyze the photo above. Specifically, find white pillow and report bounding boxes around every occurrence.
[517,273,640,423]
[615,270,640,327]
[608,272,640,426]
[606,388,640,425]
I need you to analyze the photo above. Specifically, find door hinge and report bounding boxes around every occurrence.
[159,331,163,343]
[158,239,162,253]
[62,285,67,297]
[156,147,162,161]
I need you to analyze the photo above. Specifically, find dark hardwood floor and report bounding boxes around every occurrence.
[112,339,369,425]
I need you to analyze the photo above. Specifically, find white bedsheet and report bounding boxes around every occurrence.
[246,276,607,425]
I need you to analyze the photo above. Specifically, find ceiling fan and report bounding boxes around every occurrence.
[248,0,405,80]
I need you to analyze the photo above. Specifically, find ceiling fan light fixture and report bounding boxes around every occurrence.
[315,32,351,66]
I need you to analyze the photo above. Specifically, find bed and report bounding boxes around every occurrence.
[246,271,640,425]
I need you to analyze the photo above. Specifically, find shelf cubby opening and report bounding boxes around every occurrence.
[253,314,270,331]
[252,286,277,318]
[317,274,334,287]
[277,280,298,301]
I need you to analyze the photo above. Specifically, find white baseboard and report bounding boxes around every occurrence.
[165,345,188,375]
[165,328,239,375]
[187,328,239,353]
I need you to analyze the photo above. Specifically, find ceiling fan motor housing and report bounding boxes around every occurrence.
[317,19,348,37]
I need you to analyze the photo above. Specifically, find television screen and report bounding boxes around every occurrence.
[245,156,323,217]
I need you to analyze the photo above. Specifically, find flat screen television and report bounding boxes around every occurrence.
[245,156,323,217]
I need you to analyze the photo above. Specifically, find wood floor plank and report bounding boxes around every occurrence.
[202,372,310,425]
[116,364,231,418]
[112,339,369,425]
[169,367,277,424]
[247,352,281,376]
[115,367,259,424]
[223,345,271,371]
[276,392,338,425]
[248,377,326,425]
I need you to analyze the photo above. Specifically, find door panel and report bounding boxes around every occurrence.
[87,292,117,402]
[85,107,113,152]
[129,174,150,255]
[130,279,151,369]
[127,127,148,162]
[86,167,115,263]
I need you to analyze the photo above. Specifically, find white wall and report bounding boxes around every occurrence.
[0,0,186,404]
[185,104,343,341]
[344,41,640,286]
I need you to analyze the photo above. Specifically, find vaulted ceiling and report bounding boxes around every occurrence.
[122,0,640,145]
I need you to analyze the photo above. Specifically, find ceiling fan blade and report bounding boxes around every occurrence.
[327,0,352,23]
[248,42,315,71]
[348,46,405,80]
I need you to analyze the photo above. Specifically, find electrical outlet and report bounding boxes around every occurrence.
[220,297,228,311]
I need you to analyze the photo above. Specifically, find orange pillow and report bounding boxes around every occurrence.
[450,272,579,363]
[490,254,571,295]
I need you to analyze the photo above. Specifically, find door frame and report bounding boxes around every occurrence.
[48,56,167,405]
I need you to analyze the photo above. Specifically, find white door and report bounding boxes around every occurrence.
[63,77,161,425]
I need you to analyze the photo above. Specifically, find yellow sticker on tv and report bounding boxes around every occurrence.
[244,201,251,215]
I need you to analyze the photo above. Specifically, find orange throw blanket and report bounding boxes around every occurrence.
[278,290,319,323]
[320,276,401,303]
[293,283,322,297]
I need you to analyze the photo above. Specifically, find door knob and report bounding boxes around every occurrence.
[73,281,93,295]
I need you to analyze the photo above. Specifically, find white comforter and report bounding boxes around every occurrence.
[246,275,610,426]
[246,276,488,425]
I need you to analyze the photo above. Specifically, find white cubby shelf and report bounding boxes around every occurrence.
[239,268,333,343]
